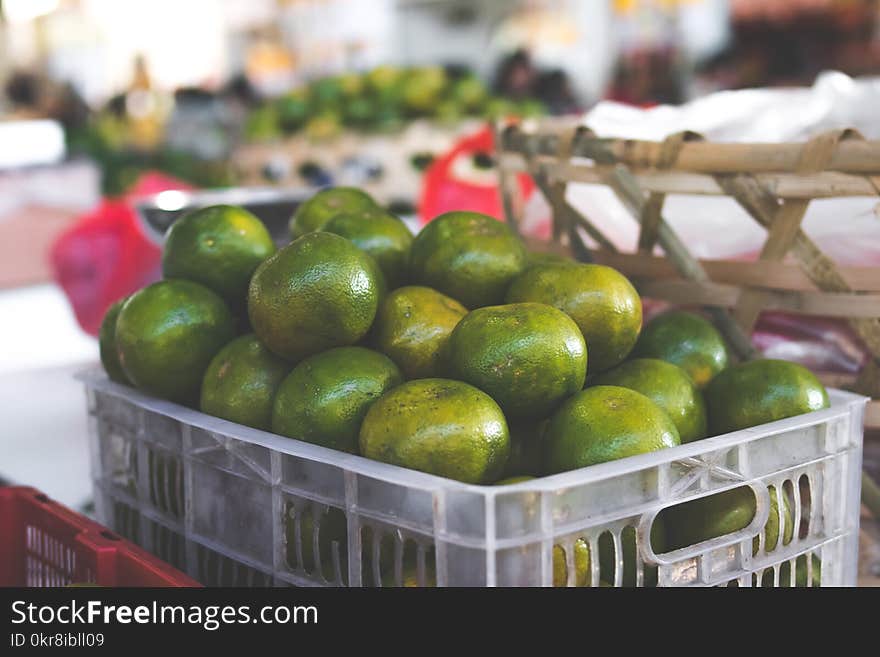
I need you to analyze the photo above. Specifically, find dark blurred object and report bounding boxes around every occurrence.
[732,0,868,24]
[532,69,579,115]
[698,0,880,90]
[607,47,686,107]
[410,152,436,172]
[387,199,416,216]
[443,63,473,82]
[492,50,578,115]
[5,71,41,109]
[297,161,333,187]
[105,93,127,117]
[174,87,214,104]
[5,71,90,132]
[492,49,536,101]
[222,73,261,108]
[52,83,91,133]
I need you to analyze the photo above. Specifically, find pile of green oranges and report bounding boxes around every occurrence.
[99,186,829,586]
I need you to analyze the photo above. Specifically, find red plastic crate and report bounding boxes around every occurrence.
[0,487,200,587]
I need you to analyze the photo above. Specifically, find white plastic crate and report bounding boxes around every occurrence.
[79,368,866,587]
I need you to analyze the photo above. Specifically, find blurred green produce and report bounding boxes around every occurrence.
[67,108,232,196]
[65,65,547,196]
[242,66,546,142]
[277,90,311,132]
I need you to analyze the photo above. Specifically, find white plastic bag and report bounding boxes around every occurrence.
[523,72,880,373]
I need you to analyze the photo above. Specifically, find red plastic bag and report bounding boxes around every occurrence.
[50,173,192,336]
[419,125,535,226]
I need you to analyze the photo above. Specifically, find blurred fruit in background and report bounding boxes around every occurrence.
[401,67,448,114]
[240,65,545,143]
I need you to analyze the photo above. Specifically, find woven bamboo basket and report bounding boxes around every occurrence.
[496,121,880,432]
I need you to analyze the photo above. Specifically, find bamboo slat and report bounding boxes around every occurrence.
[583,249,880,293]
[501,128,880,175]
[635,279,880,318]
[729,130,854,333]
[499,153,880,198]
[519,244,880,318]
[502,123,880,430]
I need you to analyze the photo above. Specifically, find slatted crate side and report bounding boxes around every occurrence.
[497,122,880,430]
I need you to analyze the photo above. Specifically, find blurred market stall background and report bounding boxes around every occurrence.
[2,0,880,548]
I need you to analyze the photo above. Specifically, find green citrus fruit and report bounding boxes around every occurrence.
[248,232,385,362]
[311,76,344,109]
[483,98,517,121]
[410,211,528,309]
[449,75,488,111]
[162,205,275,313]
[434,99,463,124]
[632,311,729,388]
[115,280,235,404]
[704,359,829,435]
[371,286,467,380]
[277,89,310,131]
[446,303,587,419]
[272,347,402,453]
[289,187,378,239]
[344,96,377,126]
[323,209,413,289]
[99,298,130,384]
[662,485,793,556]
[544,385,680,474]
[554,539,592,587]
[506,263,642,373]
[304,111,342,140]
[401,67,447,112]
[340,72,366,97]
[199,334,290,431]
[243,105,280,141]
[526,251,575,268]
[517,99,546,118]
[590,358,707,443]
[359,378,509,484]
[367,65,404,94]
[760,554,821,587]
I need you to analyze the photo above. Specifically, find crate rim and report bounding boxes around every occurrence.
[133,185,311,215]
[77,367,868,497]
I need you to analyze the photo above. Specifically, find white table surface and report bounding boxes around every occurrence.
[0,284,98,511]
